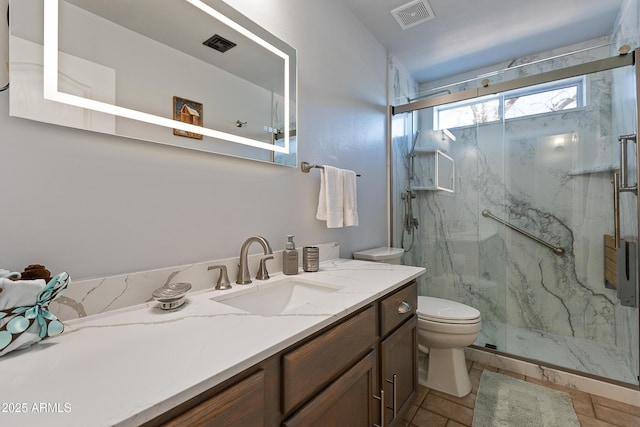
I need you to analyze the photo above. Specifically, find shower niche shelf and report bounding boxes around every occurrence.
[567,164,618,176]
[410,149,455,193]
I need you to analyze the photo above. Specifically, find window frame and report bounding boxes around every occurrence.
[433,76,585,130]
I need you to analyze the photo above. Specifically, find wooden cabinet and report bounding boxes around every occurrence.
[282,306,377,414]
[283,281,418,427]
[379,281,418,426]
[149,355,281,427]
[161,369,266,427]
[145,281,418,427]
[282,351,378,427]
[380,317,418,426]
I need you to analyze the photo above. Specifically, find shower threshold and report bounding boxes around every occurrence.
[479,324,637,385]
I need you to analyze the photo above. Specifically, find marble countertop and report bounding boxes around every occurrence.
[0,258,425,427]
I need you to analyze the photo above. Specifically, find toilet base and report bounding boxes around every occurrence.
[425,347,471,397]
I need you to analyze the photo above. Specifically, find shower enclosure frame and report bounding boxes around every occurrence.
[389,48,640,387]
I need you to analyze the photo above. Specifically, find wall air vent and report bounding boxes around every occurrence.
[391,0,435,30]
[203,34,237,53]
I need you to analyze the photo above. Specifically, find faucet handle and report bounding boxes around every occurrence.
[208,265,232,290]
[256,256,274,280]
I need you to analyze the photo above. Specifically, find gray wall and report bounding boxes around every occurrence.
[0,0,388,279]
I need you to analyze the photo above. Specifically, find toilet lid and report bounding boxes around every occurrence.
[417,296,480,323]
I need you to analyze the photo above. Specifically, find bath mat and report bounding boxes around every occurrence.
[472,371,580,427]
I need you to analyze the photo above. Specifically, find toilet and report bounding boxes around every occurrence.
[353,247,481,398]
[417,296,480,397]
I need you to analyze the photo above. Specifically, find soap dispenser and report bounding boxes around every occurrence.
[283,235,299,275]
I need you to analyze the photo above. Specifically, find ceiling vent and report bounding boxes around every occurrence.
[203,34,237,53]
[391,0,435,30]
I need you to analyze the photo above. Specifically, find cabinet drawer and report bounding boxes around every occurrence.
[162,370,264,427]
[282,305,377,414]
[380,282,417,337]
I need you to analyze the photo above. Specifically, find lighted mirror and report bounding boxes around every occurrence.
[9,0,297,166]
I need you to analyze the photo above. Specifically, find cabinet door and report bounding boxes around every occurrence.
[282,306,377,414]
[380,316,417,427]
[162,370,265,427]
[283,350,379,427]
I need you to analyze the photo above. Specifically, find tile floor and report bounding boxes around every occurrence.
[403,362,640,427]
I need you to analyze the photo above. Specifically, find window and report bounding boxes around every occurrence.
[434,77,584,130]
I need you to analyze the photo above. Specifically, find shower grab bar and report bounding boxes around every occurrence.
[482,210,565,256]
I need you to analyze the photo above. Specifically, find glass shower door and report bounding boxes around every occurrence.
[476,63,639,384]
[475,106,508,352]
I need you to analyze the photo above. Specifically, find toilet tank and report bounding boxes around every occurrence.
[352,247,404,264]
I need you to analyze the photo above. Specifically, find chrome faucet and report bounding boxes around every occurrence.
[236,236,273,284]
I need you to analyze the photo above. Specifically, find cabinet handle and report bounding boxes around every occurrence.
[397,301,412,314]
[373,389,384,427]
[386,374,397,418]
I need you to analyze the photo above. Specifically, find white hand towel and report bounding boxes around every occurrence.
[343,169,359,227]
[0,278,46,310]
[316,165,344,228]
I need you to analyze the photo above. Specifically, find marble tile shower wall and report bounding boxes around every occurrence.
[398,42,639,381]
[613,0,640,51]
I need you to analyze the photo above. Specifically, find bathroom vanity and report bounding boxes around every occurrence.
[0,258,424,427]
[152,280,417,427]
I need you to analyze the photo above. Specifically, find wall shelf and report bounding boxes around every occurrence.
[411,149,455,192]
[567,165,618,176]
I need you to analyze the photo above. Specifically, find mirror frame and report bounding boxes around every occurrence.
[11,0,297,166]
[43,0,291,154]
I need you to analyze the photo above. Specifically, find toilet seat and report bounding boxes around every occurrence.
[417,296,480,324]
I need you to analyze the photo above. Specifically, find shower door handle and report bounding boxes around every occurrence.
[618,134,638,195]
[614,172,620,248]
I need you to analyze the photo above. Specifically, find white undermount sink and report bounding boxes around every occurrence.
[212,277,343,316]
